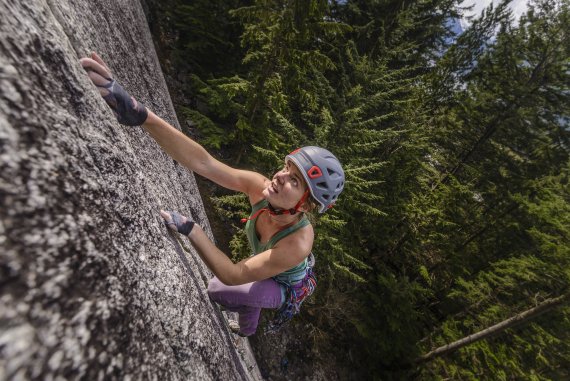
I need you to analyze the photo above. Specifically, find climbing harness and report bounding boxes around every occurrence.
[265,253,317,333]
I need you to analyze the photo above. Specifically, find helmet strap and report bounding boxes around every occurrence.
[241,189,310,223]
[267,188,310,216]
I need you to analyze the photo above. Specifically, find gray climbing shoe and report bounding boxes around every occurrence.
[228,320,247,337]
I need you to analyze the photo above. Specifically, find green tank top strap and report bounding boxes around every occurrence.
[251,199,268,214]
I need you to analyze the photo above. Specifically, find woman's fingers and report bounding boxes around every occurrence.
[91,52,112,73]
[80,57,112,80]
[79,51,148,126]
[160,210,177,231]
[86,70,111,96]
[160,210,195,235]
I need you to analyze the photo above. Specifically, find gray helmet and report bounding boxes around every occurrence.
[286,146,345,213]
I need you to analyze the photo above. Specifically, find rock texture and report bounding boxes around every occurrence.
[0,0,258,379]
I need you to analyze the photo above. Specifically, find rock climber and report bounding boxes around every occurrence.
[80,52,345,336]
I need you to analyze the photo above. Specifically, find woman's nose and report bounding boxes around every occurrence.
[276,171,288,183]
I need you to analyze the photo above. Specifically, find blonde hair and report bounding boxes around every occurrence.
[302,195,319,224]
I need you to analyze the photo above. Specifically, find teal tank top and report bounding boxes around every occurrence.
[244,199,310,284]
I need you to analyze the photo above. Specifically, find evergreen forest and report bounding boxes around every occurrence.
[145,0,570,379]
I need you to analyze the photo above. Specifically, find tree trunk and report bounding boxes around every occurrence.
[416,291,570,364]
[457,203,520,250]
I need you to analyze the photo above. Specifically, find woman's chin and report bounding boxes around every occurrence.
[264,192,280,206]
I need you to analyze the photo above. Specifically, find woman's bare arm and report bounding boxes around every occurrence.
[186,223,313,286]
[143,111,266,197]
[80,52,266,198]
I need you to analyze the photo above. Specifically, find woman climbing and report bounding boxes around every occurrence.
[80,52,345,336]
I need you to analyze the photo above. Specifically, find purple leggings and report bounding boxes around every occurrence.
[207,276,284,336]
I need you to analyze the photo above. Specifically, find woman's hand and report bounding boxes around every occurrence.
[160,210,195,236]
[80,52,148,126]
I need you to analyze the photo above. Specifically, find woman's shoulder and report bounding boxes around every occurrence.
[247,178,271,205]
[274,219,314,254]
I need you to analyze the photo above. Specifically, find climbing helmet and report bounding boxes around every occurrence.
[286,146,345,213]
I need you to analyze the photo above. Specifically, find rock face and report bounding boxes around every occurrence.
[0,1,253,379]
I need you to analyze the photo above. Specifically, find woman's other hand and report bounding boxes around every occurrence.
[160,210,195,236]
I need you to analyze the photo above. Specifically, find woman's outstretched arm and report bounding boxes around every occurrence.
[80,52,266,198]
[142,111,266,196]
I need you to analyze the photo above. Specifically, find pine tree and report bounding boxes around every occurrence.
[416,1,570,377]
[149,0,570,377]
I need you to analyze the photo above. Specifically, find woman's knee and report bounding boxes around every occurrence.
[207,277,225,299]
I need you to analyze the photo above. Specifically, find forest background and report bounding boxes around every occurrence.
[143,0,569,379]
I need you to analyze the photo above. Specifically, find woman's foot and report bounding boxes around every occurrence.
[228,320,247,337]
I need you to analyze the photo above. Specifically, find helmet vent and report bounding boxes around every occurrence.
[327,168,339,177]
[316,181,328,190]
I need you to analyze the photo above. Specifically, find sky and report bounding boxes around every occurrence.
[459,0,530,28]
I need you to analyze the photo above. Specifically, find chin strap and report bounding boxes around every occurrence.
[241,189,310,223]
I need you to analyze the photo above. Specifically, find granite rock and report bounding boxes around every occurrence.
[0,0,254,379]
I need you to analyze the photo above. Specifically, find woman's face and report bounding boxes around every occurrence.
[263,161,308,210]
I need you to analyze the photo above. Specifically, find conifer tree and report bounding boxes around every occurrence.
[416,1,570,377]
[148,0,570,378]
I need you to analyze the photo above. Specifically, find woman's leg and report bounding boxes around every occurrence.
[207,277,283,336]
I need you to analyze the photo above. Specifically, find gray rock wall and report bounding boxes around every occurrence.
[0,0,251,379]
